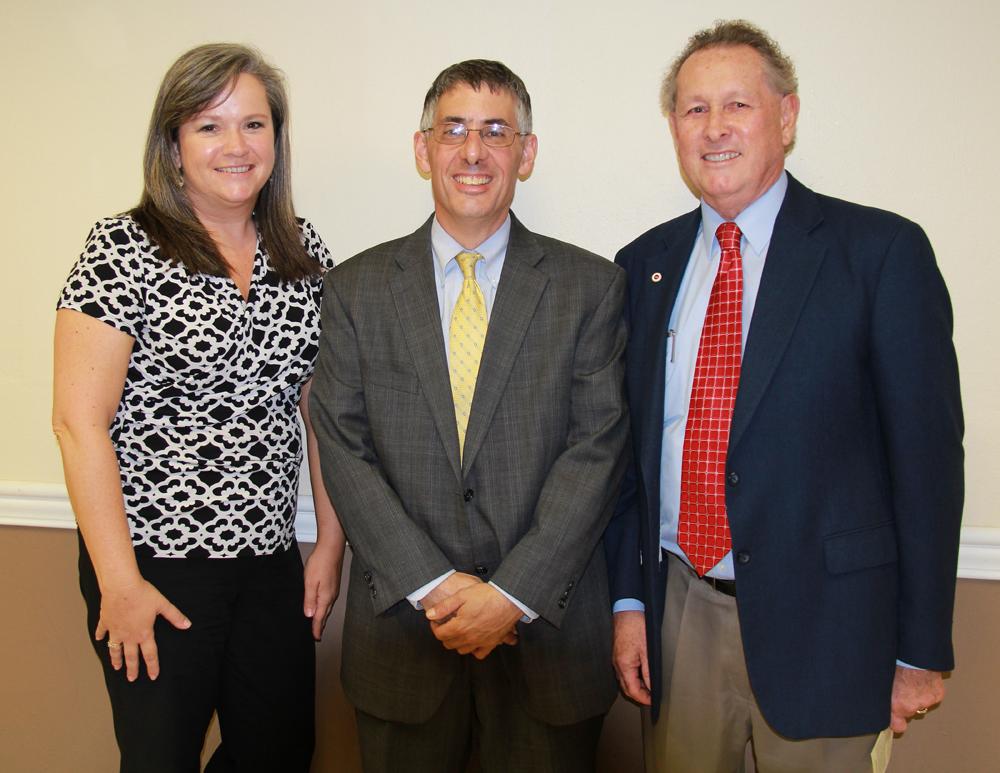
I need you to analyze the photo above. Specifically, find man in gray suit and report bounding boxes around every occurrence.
[309,60,629,773]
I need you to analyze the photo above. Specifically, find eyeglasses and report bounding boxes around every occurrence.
[423,122,529,148]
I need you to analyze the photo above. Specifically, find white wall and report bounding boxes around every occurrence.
[3,0,996,527]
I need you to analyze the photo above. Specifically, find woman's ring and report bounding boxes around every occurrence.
[108,640,123,650]
[914,707,928,715]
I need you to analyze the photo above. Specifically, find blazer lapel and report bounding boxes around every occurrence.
[460,214,547,473]
[389,217,463,481]
[634,210,700,499]
[730,175,826,451]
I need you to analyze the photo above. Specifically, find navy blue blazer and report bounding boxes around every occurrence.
[605,173,964,739]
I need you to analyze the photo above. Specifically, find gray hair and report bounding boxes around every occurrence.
[419,59,532,134]
[660,19,798,115]
[133,43,315,279]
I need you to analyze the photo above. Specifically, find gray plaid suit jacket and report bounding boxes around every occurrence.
[310,213,628,725]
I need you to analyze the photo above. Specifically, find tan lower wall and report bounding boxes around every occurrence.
[1,526,996,772]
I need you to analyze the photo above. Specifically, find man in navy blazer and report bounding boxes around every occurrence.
[605,20,963,772]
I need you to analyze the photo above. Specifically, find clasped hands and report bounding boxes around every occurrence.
[421,572,521,660]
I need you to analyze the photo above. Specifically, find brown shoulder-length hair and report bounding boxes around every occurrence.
[131,43,317,280]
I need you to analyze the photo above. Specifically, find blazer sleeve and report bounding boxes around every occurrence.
[603,245,645,606]
[870,219,964,670]
[309,270,454,613]
[603,444,644,605]
[489,267,630,625]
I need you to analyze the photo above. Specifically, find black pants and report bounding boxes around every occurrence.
[79,535,315,773]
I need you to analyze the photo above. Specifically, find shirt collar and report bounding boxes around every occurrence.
[699,171,788,256]
[431,215,510,286]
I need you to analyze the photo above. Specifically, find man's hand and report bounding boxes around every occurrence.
[425,583,520,659]
[890,666,946,734]
[613,611,651,706]
[419,571,482,616]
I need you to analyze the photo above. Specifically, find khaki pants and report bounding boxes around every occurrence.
[643,552,891,773]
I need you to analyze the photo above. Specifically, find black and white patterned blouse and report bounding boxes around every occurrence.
[58,215,334,558]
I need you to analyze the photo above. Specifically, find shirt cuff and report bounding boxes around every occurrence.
[406,570,455,610]
[489,582,538,623]
[896,660,925,670]
[613,598,646,614]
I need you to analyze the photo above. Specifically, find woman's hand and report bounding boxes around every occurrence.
[299,378,347,642]
[55,309,191,680]
[96,578,191,681]
[303,540,343,641]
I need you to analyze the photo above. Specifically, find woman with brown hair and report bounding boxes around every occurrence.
[52,43,344,772]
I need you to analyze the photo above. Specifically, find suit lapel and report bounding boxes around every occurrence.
[634,210,700,497]
[389,217,463,481]
[730,175,826,451]
[461,215,547,473]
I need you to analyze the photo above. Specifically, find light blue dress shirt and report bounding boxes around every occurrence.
[431,216,509,359]
[613,172,787,613]
[406,215,538,622]
[611,175,921,670]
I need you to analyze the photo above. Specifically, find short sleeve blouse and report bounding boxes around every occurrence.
[58,215,334,558]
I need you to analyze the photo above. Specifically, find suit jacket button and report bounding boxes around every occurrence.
[475,565,488,576]
[370,587,377,598]
[363,571,372,582]
[727,471,740,486]
[558,599,567,609]
[463,489,474,502]
[736,551,751,565]
[566,581,575,590]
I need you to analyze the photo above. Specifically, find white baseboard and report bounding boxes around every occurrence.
[1,481,997,579]
[0,481,318,543]
[956,527,1000,580]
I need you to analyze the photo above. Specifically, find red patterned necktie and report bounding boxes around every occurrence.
[677,222,743,576]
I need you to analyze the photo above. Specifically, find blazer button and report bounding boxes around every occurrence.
[736,551,751,565]
[558,599,567,609]
[463,489,474,502]
[370,587,378,598]
[475,565,488,576]
[566,580,575,590]
[727,471,740,486]
[363,571,372,582]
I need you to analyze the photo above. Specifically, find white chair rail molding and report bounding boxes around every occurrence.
[1,481,997,580]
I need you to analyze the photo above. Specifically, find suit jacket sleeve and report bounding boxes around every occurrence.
[489,267,629,625]
[870,219,964,670]
[603,245,644,606]
[603,445,643,606]
[309,270,454,613]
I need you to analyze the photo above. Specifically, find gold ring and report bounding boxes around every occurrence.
[107,640,124,650]
[915,707,928,715]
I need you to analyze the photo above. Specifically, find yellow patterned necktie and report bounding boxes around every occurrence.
[449,251,487,458]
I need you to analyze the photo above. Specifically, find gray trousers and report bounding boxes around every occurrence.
[356,648,604,773]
